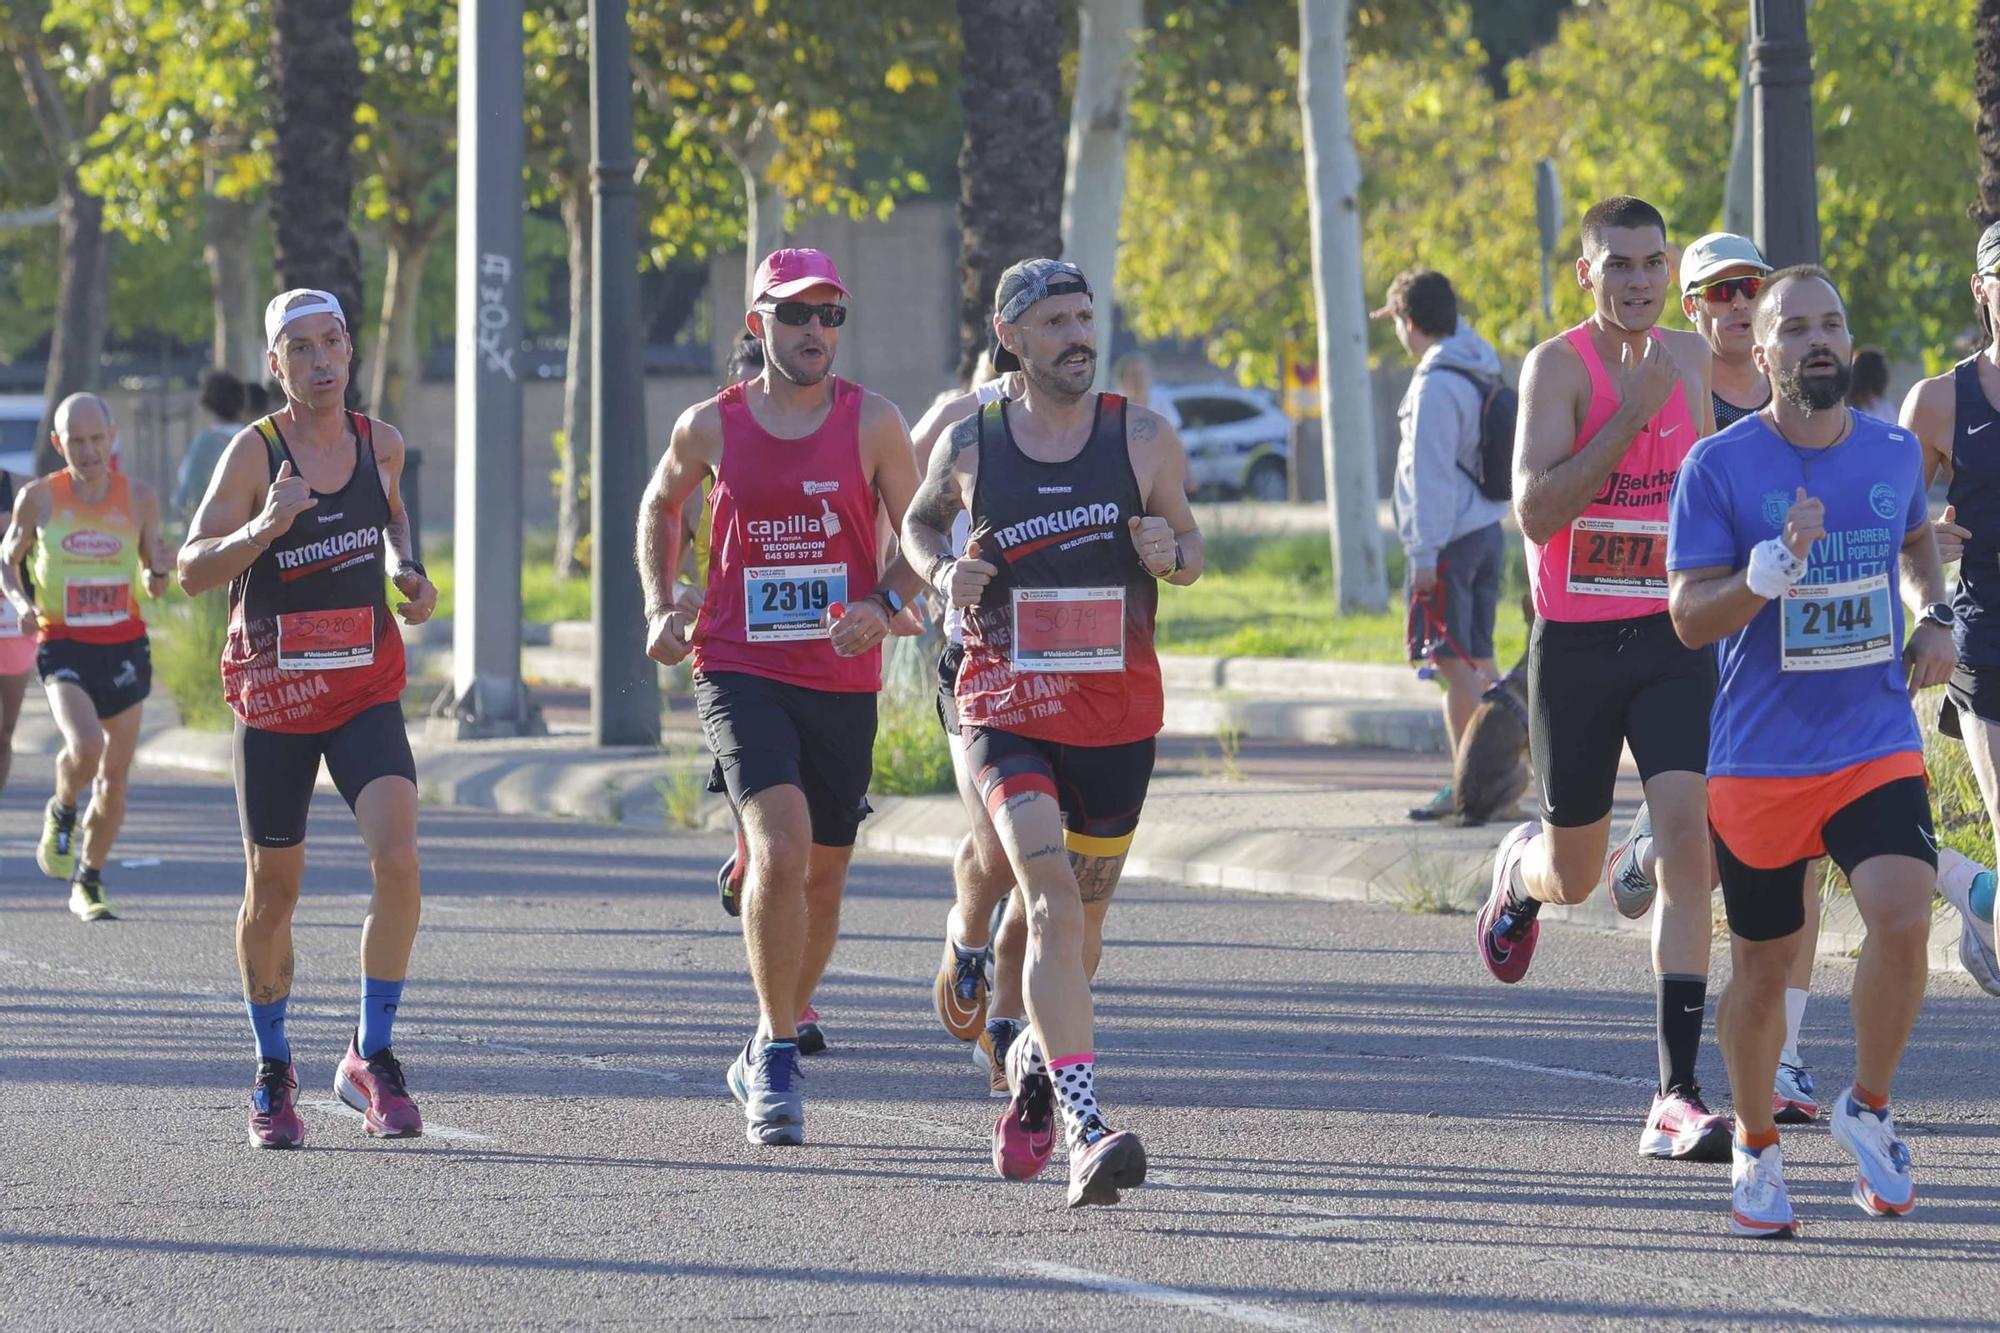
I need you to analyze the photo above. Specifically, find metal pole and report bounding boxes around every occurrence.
[589,0,659,746]
[435,0,535,738]
[1748,0,1820,267]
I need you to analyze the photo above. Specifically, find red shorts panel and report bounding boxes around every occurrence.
[1707,751,1927,869]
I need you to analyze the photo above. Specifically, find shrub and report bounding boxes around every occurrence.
[152,588,233,732]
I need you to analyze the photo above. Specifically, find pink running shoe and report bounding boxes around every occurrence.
[1475,822,1542,984]
[248,1057,305,1149]
[335,1035,424,1138]
[992,1032,1055,1181]
[1639,1086,1731,1162]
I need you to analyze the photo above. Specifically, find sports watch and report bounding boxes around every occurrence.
[1920,602,1957,630]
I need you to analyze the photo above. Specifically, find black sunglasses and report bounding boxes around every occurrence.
[762,301,847,328]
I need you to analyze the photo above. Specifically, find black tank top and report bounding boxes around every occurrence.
[1712,390,1768,433]
[1947,356,2000,666]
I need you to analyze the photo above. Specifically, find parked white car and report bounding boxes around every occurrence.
[1158,383,1290,501]
[0,394,42,476]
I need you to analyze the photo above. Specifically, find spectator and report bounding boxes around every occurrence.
[1851,347,1891,417]
[1373,269,1510,821]
[245,381,272,419]
[173,369,247,520]
[1111,350,1181,429]
[726,331,764,383]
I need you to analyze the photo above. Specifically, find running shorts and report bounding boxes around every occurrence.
[1527,611,1713,827]
[935,641,964,738]
[1405,522,1503,664]
[962,726,1155,858]
[38,634,151,720]
[694,670,875,848]
[234,699,416,849]
[1710,756,1934,941]
[0,632,37,677]
[1940,663,2000,740]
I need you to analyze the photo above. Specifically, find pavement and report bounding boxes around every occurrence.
[4,771,1998,1331]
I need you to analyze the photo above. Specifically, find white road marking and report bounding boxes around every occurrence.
[300,1097,495,1144]
[1021,1261,1318,1331]
[1344,1047,1651,1089]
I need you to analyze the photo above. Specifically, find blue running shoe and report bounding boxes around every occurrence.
[1831,1089,1915,1217]
[726,1036,804,1146]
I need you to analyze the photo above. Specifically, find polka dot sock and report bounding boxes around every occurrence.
[1048,1052,1107,1146]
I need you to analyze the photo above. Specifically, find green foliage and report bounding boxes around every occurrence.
[1923,690,1997,870]
[152,586,233,732]
[871,686,955,797]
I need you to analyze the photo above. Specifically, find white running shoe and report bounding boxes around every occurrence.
[1831,1088,1916,1217]
[1728,1140,1796,1238]
[1772,1061,1819,1124]
[1945,872,2000,997]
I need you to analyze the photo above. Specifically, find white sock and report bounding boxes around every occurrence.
[1936,847,1983,913]
[1780,987,1808,1068]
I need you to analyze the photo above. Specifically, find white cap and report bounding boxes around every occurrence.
[264,288,348,349]
[1680,233,1772,294]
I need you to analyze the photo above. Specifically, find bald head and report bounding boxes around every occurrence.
[53,393,114,439]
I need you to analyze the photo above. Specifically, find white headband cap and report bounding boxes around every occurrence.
[265,288,347,349]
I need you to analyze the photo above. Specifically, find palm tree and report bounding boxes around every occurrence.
[270,0,365,403]
[952,0,1066,384]
[1978,0,2000,225]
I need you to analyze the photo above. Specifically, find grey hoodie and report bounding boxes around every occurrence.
[1392,319,1509,569]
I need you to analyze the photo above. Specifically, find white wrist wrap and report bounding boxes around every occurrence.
[1746,537,1807,599]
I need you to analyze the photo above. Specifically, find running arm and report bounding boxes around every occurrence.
[637,403,718,621]
[1667,565,1766,649]
[859,394,928,612]
[903,413,983,599]
[1513,338,1675,545]
[179,430,297,595]
[1130,411,1203,586]
[0,483,43,627]
[134,482,169,600]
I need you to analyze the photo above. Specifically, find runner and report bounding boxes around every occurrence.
[178,288,438,1148]
[1896,218,2000,998]
[909,355,1033,1094]
[638,247,925,1146]
[1667,264,1951,1236]
[1,393,168,922]
[902,257,1204,1207]
[0,465,40,830]
[1472,196,1734,1161]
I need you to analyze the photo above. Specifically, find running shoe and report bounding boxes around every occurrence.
[1949,871,2000,997]
[1728,1140,1796,1238]
[248,1057,306,1149]
[795,1004,827,1056]
[1407,784,1454,822]
[1831,1089,1916,1217]
[992,1030,1055,1180]
[1773,1062,1819,1125]
[1475,821,1542,983]
[335,1035,424,1138]
[37,798,76,881]
[1606,802,1657,920]
[67,869,116,923]
[726,1036,805,1146]
[1639,1086,1732,1162]
[933,935,988,1041]
[717,822,747,917]
[1066,1122,1148,1209]
[974,1017,1023,1098]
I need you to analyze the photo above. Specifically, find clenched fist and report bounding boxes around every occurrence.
[1129,514,1176,576]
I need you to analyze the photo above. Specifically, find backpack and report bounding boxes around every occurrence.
[1434,364,1517,503]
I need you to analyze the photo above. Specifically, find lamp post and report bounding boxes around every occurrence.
[1748,0,1820,267]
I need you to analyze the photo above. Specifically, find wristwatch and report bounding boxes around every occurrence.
[873,585,905,616]
[394,560,428,581]
[1920,602,1957,630]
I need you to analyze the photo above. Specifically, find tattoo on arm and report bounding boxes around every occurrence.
[905,416,974,549]
[1129,415,1158,444]
[383,506,415,565]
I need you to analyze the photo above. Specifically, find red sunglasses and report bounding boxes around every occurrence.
[1694,275,1763,304]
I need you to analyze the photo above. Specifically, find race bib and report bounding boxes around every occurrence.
[63,575,132,627]
[276,607,376,671]
[1780,573,1894,672]
[0,597,20,639]
[1011,586,1126,673]
[1567,517,1669,598]
[744,563,846,642]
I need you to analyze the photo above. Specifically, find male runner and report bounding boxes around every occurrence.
[1667,264,1951,1236]
[1897,218,2000,998]
[1473,196,1732,1161]
[0,467,38,826]
[179,289,437,1148]
[903,257,1204,1207]
[1,393,168,921]
[639,247,925,1147]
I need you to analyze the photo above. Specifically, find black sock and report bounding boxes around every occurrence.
[1657,974,1707,1096]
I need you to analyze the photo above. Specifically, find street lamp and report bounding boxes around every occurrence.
[1749,0,1820,267]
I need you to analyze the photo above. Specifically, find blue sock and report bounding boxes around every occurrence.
[248,997,290,1064]
[359,977,405,1057]
[1972,871,1996,924]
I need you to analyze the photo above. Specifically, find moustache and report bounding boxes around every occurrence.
[1055,345,1095,364]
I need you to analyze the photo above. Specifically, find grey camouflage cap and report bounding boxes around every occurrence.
[991,258,1092,371]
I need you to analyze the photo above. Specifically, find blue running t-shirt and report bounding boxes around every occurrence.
[1667,410,1927,778]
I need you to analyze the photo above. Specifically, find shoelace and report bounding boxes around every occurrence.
[367,1047,411,1097]
[1738,1149,1784,1207]
[755,1045,801,1093]
[1852,1101,1911,1172]
[75,879,106,906]
[952,950,984,1002]
[1494,902,1537,942]
[1676,1085,1716,1116]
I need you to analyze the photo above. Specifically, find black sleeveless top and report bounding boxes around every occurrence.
[1947,357,2000,667]
[1712,389,1768,433]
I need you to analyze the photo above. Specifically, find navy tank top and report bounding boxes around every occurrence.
[1947,356,2000,667]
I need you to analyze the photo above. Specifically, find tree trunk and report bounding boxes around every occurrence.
[270,0,365,405]
[952,0,1067,384]
[366,221,438,427]
[1060,0,1141,391]
[203,160,264,380]
[556,177,592,580]
[1978,0,2000,225]
[1298,0,1385,613]
[35,179,108,474]
[731,121,785,307]
[1722,40,1755,238]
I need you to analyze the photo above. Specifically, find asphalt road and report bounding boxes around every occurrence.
[3,772,1997,1331]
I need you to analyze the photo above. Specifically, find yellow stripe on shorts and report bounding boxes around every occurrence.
[1062,829,1132,858]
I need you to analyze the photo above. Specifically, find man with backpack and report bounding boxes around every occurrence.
[1376,268,1512,821]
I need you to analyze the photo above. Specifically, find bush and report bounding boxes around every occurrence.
[152,588,233,732]
[1922,689,1995,869]
[870,634,954,797]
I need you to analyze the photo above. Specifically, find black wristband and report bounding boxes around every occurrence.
[395,560,428,580]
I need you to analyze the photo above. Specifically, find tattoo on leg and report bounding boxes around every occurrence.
[1000,791,1040,815]
[1070,852,1126,904]
[244,952,294,1005]
[1024,843,1065,861]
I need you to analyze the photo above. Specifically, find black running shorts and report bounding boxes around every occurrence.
[234,700,417,849]
[1941,662,2000,740]
[961,726,1155,859]
[1528,611,1714,827]
[1713,777,1936,942]
[694,670,875,848]
[38,635,151,720]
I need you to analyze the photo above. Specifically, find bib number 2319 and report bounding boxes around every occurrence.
[744,564,846,642]
[1780,573,1893,672]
